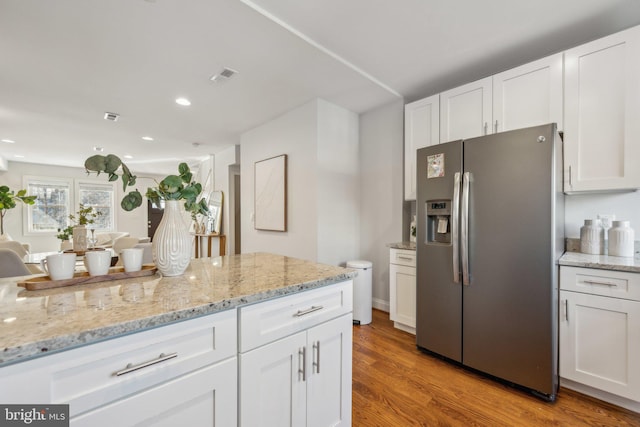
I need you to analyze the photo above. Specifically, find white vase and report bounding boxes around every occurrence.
[73,225,88,252]
[580,219,604,255]
[152,200,193,276]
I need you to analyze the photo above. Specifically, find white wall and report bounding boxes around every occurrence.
[241,100,319,261]
[213,145,239,255]
[565,191,640,239]
[359,100,405,310]
[0,161,162,252]
[240,98,360,265]
[316,100,360,266]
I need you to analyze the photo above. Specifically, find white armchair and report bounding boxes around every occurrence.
[94,231,130,248]
[0,240,42,274]
[0,248,32,278]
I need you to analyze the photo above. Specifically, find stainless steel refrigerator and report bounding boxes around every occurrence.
[415,123,564,400]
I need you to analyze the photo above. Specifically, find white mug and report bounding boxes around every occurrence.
[84,250,112,276]
[40,253,77,280]
[121,248,144,273]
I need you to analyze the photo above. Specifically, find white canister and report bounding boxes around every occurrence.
[608,220,635,257]
[580,219,604,255]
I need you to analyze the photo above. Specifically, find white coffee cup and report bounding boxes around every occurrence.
[84,250,112,276]
[121,248,144,272]
[40,253,77,280]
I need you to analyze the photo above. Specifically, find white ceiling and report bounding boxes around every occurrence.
[1,0,639,174]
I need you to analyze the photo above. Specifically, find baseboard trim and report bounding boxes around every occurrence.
[373,298,389,313]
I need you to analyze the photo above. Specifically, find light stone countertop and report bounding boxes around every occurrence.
[0,253,356,367]
[559,251,640,273]
[387,242,416,251]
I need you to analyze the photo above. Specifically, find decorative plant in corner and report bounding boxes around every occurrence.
[84,154,209,276]
[0,185,37,236]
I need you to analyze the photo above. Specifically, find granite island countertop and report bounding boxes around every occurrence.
[0,253,356,367]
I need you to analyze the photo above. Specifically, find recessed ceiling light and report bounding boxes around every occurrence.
[123,155,133,159]
[175,97,191,106]
[14,154,25,158]
[142,136,154,141]
[1,139,15,144]
[93,146,104,152]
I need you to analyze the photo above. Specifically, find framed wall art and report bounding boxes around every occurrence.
[254,154,287,231]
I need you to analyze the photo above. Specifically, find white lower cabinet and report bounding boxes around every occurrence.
[0,280,354,426]
[72,357,237,427]
[0,309,238,426]
[239,281,353,427]
[389,248,416,334]
[559,266,640,410]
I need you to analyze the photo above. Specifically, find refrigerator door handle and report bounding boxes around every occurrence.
[452,172,461,284]
[461,172,470,286]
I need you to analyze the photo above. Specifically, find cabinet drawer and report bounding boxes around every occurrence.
[239,281,352,353]
[0,309,237,417]
[560,266,640,302]
[390,248,416,267]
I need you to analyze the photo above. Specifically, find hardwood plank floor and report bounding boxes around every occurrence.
[352,309,640,426]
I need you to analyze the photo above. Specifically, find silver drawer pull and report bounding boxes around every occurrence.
[583,280,618,287]
[114,352,177,376]
[397,256,413,261]
[294,305,323,317]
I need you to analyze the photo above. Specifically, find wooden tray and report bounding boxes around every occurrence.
[18,264,158,291]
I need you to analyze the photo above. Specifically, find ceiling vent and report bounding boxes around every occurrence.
[104,112,120,121]
[210,67,238,83]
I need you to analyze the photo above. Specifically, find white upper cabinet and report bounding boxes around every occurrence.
[404,94,439,200]
[492,53,564,133]
[564,25,640,192]
[439,76,492,143]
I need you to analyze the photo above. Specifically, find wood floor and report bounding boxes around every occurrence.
[352,309,640,426]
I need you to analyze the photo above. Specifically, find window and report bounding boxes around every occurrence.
[24,177,72,233]
[24,177,117,235]
[76,181,116,231]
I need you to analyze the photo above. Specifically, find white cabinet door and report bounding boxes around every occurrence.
[493,53,563,133]
[72,358,237,427]
[307,315,352,427]
[564,25,640,192]
[404,94,440,200]
[560,290,640,401]
[440,77,492,143]
[240,332,307,427]
[389,263,416,331]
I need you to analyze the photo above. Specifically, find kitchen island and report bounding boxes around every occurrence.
[0,253,355,426]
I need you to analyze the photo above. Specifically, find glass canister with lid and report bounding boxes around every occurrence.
[608,220,635,257]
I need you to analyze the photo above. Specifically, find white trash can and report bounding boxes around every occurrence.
[347,260,372,325]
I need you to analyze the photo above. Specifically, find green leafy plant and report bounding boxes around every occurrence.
[0,185,37,235]
[56,225,74,241]
[69,204,101,226]
[84,154,208,217]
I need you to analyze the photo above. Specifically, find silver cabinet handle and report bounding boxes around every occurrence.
[299,347,306,381]
[494,120,498,133]
[115,352,177,376]
[397,256,413,261]
[461,172,470,286]
[569,165,572,188]
[452,172,461,284]
[563,299,568,321]
[583,280,618,287]
[313,341,320,374]
[294,305,323,317]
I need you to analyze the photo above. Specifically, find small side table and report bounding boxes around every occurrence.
[194,233,226,258]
